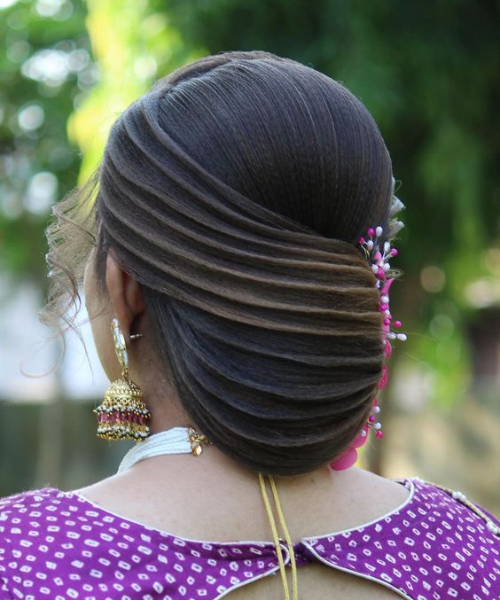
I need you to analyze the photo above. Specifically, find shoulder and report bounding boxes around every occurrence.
[0,486,125,597]
[393,476,500,543]
[406,477,500,592]
[0,487,64,524]
[306,476,500,599]
[0,487,62,510]
[0,487,64,523]
[409,476,500,526]
[0,488,65,548]
[0,488,65,595]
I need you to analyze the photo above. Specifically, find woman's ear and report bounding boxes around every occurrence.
[105,253,145,334]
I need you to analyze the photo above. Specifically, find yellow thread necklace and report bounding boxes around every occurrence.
[258,473,299,600]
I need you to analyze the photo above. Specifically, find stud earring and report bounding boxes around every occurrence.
[94,318,151,441]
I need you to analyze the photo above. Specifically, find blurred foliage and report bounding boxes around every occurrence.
[0,0,92,281]
[2,0,500,413]
[69,0,204,181]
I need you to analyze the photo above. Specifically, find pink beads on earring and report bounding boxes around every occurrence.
[330,225,407,471]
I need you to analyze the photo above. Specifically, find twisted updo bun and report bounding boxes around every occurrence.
[46,50,402,475]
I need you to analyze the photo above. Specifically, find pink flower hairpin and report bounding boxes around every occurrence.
[330,226,407,471]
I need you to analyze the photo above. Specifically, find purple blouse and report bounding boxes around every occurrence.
[0,477,498,600]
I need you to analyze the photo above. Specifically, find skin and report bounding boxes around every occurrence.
[83,250,189,433]
[79,250,409,599]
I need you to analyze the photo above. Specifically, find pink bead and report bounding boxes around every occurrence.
[358,237,365,244]
[383,319,391,325]
[368,414,376,423]
[380,303,388,311]
[391,249,398,256]
[352,431,369,449]
[394,320,402,328]
[368,228,375,236]
[378,269,385,278]
[376,431,384,438]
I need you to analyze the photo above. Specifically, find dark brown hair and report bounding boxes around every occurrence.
[43,50,400,476]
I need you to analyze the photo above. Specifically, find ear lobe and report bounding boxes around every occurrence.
[105,253,145,333]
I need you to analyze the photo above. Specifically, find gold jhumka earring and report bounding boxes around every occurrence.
[94,318,151,441]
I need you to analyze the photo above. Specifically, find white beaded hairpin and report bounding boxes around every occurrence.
[358,225,407,438]
[331,223,406,470]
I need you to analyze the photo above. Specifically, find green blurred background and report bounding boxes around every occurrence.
[0,0,499,512]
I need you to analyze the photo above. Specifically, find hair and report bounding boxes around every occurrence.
[42,50,402,476]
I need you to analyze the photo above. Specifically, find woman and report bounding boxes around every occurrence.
[1,50,498,600]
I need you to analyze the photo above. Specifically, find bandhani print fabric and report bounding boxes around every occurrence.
[0,477,499,600]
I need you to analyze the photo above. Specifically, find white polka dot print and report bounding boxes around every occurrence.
[0,478,498,599]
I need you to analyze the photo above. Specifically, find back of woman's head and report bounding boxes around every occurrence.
[47,50,403,475]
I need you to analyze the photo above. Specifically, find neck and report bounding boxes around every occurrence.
[121,368,336,487]
[141,390,195,437]
[124,425,338,493]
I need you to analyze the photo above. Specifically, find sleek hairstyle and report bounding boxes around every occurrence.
[43,50,401,476]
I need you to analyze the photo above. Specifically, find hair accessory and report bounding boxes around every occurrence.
[94,318,152,441]
[330,225,407,470]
